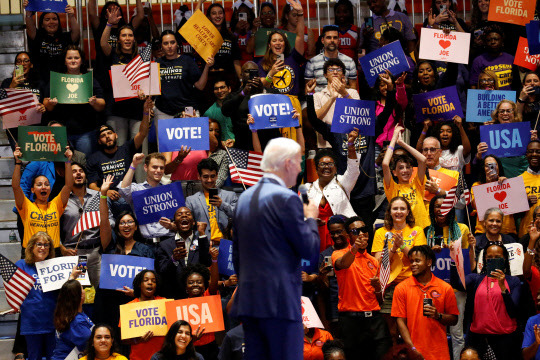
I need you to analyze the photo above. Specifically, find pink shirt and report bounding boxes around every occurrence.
[375,84,407,147]
[171,150,207,181]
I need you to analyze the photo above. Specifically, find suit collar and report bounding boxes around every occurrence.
[263,173,286,187]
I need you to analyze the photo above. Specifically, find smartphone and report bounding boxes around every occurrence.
[486,258,505,277]
[184,106,194,116]
[534,87,540,95]
[440,4,447,12]
[364,16,373,28]
[487,162,497,178]
[277,54,285,62]
[77,255,88,273]
[433,235,443,246]
[422,298,433,316]
[175,239,186,249]
[208,188,218,199]
[323,256,332,268]
[239,12,247,21]
[14,65,24,78]
[248,69,259,80]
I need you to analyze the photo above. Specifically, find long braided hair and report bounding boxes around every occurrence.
[425,194,462,247]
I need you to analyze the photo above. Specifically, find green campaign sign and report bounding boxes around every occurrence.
[18,126,68,162]
[254,28,297,57]
[50,71,93,104]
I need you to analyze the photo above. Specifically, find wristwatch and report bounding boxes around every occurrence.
[438,313,443,321]
[527,247,536,256]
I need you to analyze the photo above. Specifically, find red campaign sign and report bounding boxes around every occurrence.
[514,37,540,71]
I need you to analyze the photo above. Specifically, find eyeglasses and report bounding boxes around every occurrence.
[422,147,440,153]
[327,68,343,73]
[349,227,369,235]
[318,162,335,168]
[498,109,513,114]
[119,220,135,226]
[479,79,495,84]
[35,242,50,248]
[16,59,30,64]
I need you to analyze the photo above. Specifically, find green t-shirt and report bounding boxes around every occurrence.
[204,102,235,141]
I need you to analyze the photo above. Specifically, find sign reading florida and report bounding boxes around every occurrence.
[18,126,68,162]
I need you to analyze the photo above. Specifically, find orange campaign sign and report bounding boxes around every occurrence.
[179,10,223,62]
[514,37,540,71]
[487,0,535,26]
[411,168,458,201]
[165,295,225,333]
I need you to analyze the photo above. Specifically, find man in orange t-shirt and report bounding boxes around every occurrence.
[330,216,392,359]
[303,327,333,360]
[391,245,459,360]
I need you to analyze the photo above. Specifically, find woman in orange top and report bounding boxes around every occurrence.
[303,326,334,360]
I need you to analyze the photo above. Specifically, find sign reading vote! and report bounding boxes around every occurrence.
[248,94,297,130]
[359,41,410,87]
[465,90,516,123]
[50,71,93,104]
[479,122,530,158]
[413,86,463,123]
[99,254,155,290]
[132,182,185,225]
[331,98,376,136]
[18,126,68,162]
[158,117,210,152]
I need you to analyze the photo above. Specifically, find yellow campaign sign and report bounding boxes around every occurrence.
[120,299,172,339]
[179,10,223,62]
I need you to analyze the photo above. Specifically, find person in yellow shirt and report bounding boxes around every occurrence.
[79,324,128,360]
[382,126,430,229]
[519,140,540,237]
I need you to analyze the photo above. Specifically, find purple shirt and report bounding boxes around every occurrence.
[359,10,416,54]
[470,52,514,90]
[258,48,305,96]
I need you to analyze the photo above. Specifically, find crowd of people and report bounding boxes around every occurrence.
[5,0,540,358]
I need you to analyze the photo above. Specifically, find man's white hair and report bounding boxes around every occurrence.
[261,137,301,172]
[423,136,441,148]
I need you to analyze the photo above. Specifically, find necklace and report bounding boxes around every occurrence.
[35,201,49,235]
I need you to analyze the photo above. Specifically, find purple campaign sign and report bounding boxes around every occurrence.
[26,0,68,12]
[479,122,531,158]
[248,94,298,130]
[331,98,376,136]
[413,85,464,123]
[359,41,410,87]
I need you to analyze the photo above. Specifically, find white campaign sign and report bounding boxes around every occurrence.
[301,296,324,329]
[110,62,161,99]
[472,177,530,221]
[419,28,471,64]
[476,243,524,276]
[35,256,91,292]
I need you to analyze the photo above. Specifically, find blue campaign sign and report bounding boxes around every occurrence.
[158,117,209,152]
[359,41,410,87]
[217,239,235,276]
[132,182,185,225]
[465,90,516,123]
[479,122,531,158]
[26,0,68,13]
[99,254,154,290]
[331,98,376,136]
[526,20,540,55]
[431,248,471,283]
[248,94,298,130]
[301,249,320,274]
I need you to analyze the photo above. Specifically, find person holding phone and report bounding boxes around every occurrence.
[517,72,540,129]
[424,0,467,32]
[451,242,522,359]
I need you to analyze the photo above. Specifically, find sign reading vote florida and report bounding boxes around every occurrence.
[419,28,471,64]
[331,98,376,136]
[165,295,225,333]
[50,71,93,104]
[18,126,68,162]
[413,86,463,123]
[35,256,91,292]
[217,239,235,276]
[466,90,516,123]
[26,0,67,13]
[120,299,171,339]
[488,0,535,26]
[99,254,155,290]
[479,122,530,158]
[359,41,410,87]
[526,20,540,55]
[158,117,209,151]
[132,182,185,225]
[248,94,297,130]
[472,177,529,220]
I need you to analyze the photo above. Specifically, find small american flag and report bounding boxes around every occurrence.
[72,193,101,236]
[0,88,36,117]
[227,148,264,187]
[440,173,471,216]
[0,253,35,311]
[122,45,152,86]
[379,239,391,295]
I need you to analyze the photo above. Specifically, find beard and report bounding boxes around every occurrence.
[100,138,117,150]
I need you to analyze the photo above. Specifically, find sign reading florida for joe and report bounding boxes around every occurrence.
[331,98,376,136]
[50,71,93,104]
[18,126,68,162]
[132,182,185,225]
[413,86,463,123]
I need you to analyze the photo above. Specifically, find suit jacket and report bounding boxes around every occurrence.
[185,189,238,239]
[154,232,211,299]
[231,177,320,321]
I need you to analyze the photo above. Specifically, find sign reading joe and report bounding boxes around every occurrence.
[50,71,93,104]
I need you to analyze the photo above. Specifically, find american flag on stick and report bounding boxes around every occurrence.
[72,193,101,236]
[122,45,152,86]
[0,253,35,311]
[440,173,471,216]
[379,239,391,295]
[0,88,36,117]
[227,148,264,187]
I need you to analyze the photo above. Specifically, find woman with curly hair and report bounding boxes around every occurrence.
[79,324,127,360]
[151,320,203,360]
[522,206,540,304]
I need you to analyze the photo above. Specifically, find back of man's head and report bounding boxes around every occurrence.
[261,138,300,172]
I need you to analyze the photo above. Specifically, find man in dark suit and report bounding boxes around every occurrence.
[155,206,211,299]
[185,158,237,243]
[231,137,320,360]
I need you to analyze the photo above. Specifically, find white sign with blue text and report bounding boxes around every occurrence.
[36,256,91,292]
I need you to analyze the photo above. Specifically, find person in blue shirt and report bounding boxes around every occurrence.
[51,279,94,360]
[523,288,540,359]
[15,232,58,360]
